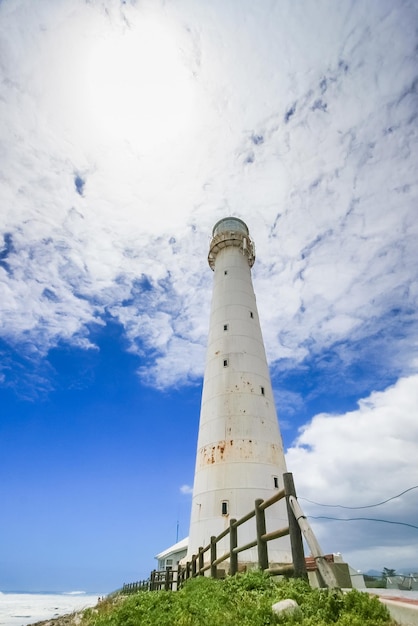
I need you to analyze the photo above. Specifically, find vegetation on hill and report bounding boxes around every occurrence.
[82,570,397,626]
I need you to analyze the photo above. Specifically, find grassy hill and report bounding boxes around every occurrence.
[81,570,397,626]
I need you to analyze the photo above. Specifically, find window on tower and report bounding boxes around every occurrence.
[250,311,254,318]
[223,324,228,331]
[221,501,229,515]
[273,476,279,489]
[261,386,265,395]
[224,270,228,275]
[223,358,229,367]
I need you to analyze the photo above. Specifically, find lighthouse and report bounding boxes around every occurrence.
[187,217,291,568]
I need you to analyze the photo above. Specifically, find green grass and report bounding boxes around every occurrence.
[82,570,397,626]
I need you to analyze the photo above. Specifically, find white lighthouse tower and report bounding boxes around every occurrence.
[187,217,291,568]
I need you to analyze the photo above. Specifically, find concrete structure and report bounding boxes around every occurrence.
[367,590,418,626]
[186,217,291,568]
[306,553,365,589]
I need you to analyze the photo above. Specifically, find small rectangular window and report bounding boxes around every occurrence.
[250,311,254,318]
[261,386,265,395]
[221,501,228,515]
[273,476,279,489]
[224,270,228,275]
[223,359,228,367]
[223,324,228,331]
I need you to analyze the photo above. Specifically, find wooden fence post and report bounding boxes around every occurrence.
[178,564,184,589]
[210,536,217,578]
[164,567,171,591]
[289,495,339,588]
[283,472,306,578]
[191,554,197,578]
[255,498,268,570]
[229,518,238,575]
[198,547,204,576]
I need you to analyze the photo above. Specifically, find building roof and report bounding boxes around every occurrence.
[154,536,189,560]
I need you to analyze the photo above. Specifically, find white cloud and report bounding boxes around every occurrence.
[286,375,418,571]
[180,484,193,495]
[0,0,417,394]
[0,0,417,582]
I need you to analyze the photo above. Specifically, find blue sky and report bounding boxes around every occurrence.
[1,0,418,592]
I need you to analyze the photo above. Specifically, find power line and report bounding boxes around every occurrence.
[309,516,418,530]
[299,485,418,510]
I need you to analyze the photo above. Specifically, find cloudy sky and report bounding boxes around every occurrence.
[1,0,417,592]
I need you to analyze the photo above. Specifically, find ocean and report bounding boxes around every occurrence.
[0,592,101,626]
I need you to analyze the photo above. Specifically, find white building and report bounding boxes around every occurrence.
[186,217,291,569]
[155,537,188,571]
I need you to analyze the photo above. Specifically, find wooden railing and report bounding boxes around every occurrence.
[122,579,150,594]
[175,472,305,587]
[122,472,340,593]
[122,568,180,593]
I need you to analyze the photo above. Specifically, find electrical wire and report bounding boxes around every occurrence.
[309,516,418,530]
[299,485,418,509]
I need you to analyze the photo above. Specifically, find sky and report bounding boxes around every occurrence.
[0,0,417,593]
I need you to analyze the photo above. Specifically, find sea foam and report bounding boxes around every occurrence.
[0,592,100,626]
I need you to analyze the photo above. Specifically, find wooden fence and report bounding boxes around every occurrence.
[176,472,305,586]
[122,472,340,593]
[122,580,150,594]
